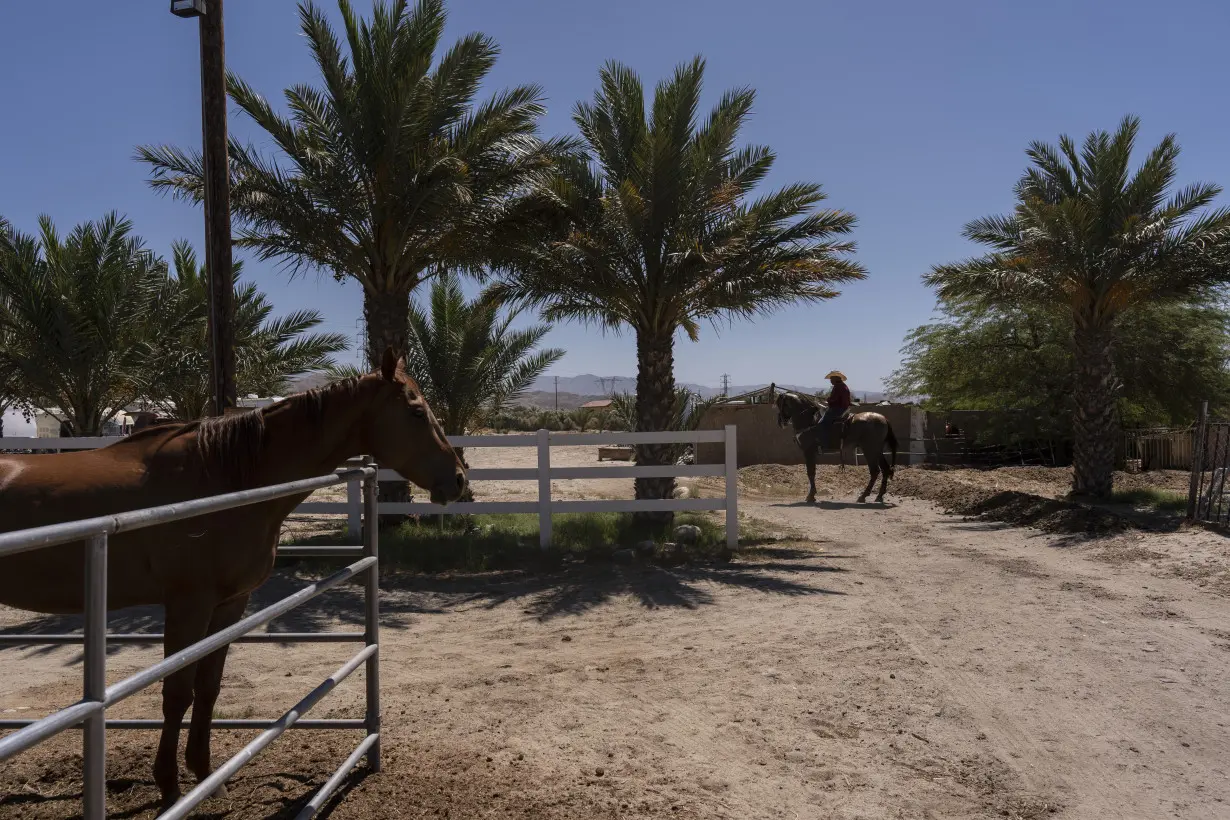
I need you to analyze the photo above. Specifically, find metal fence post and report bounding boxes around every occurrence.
[347,476,362,541]
[83,532,108,820]
[538,429,552,549]
[361,459,381,771]
[725,425,738,549]
[1188,401,1209,520]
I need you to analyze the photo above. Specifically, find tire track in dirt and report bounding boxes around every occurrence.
[748,497,1230,819]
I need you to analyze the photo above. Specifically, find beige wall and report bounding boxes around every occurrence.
[697,403,925,467]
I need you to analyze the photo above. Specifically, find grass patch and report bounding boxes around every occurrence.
[280,512,763,574]
[1109,487,1188,513]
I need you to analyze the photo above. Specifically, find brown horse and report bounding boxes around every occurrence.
[0,349,466,808]
[774,390,898,504]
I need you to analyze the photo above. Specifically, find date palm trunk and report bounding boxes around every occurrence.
[364,286,413,525]
[634,328,676,525]
[1071,322,1117,498]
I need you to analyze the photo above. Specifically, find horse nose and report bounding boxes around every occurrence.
[455,471,467,493]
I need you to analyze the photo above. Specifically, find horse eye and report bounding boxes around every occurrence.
[411,405,426,418]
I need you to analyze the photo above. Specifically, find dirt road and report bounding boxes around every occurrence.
[2,472,1229,817]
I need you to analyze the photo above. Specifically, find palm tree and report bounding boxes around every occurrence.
[137,0,561,369]
[149,242,349,420]
[492,58,865,509]
[925,116,1230,497]
[138,0,562,506]
[407,274,563,449]
[332,273,563,463]
[0,214,191,436]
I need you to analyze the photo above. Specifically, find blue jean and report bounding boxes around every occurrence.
[795,407,846,452]
[816,406,847,450]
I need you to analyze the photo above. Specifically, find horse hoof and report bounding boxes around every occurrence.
[805,494,816,504]
[856,496,867,504]
[208,782,229,800]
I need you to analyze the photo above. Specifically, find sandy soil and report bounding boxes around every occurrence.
[2,452,1229,819]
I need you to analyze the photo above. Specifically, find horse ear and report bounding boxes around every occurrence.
[381,347,397,381]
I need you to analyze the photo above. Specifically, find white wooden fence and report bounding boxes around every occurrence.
[1,427,739,548]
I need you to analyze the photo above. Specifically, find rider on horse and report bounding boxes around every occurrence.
[816,370,851,450]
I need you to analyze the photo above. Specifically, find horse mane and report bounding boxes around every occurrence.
[783,391,822,411]
[189,377,365,488]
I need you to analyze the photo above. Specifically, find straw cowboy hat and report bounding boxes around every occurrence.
[825,371,847,381]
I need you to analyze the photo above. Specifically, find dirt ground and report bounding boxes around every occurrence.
[2,449,1229,819]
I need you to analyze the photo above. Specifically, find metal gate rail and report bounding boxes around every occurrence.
[0,460,382,820]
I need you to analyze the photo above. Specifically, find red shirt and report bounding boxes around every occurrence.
[827,380,851,410]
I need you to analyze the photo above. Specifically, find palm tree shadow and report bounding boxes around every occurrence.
[1,545,854,657]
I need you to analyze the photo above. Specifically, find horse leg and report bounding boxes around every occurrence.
[805,448,817,503]
[858,460,879,504]
[876,454,891,503]
[155,598,215,808]
[185,593,250,798]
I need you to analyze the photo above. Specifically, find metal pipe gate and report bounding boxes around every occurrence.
[0,460,383,820]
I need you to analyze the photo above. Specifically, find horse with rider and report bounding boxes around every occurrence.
[773,370,898,504]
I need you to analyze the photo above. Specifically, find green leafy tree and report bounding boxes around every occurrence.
[925,116,1230,496]
[137,0,561,370]
[493,58,865,512]
[138,0,562,505]
[402,273,562,460]
[888,297,1230,443]
[0,213,190,436]
[150,242,349,420]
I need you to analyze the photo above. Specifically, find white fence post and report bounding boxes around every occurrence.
[725,424,738,549]
[537,429,552,549]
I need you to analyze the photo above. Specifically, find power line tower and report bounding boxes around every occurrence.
[554,375,559,410]
[720,373,730,397]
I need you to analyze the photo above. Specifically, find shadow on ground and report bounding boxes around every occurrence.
[0,541,851,664]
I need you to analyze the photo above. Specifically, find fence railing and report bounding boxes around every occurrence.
[0,462,382,820]
[1186,402,1230,523]
[1,427,740,548]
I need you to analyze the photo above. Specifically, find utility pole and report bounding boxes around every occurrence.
[554,376,559,410]
[173,0,236,416]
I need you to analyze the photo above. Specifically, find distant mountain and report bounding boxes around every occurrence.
[533,374,884,403]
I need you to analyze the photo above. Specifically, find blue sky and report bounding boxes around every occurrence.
[2,0,1229,397]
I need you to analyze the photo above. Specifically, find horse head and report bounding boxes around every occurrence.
[775,392,801,428]
[363,348,468,505]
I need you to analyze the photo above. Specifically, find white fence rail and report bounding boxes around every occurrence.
[0,463,382,820]
[2,426,740,548]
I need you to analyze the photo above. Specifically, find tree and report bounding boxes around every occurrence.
[0,213,190,436]
[492,58,865,513]
[609,388,720,462]
[138,0,563,507]
[887,296,1230,443]
[404,274,562,447]
[149,242,349,420]
[925,116,1230,496]
[330,273,564,463]
[137,0,560,370]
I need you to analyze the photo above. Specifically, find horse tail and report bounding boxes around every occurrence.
[884,422,898,477]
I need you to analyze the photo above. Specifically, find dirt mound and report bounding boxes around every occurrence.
[728,464,1179,535]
